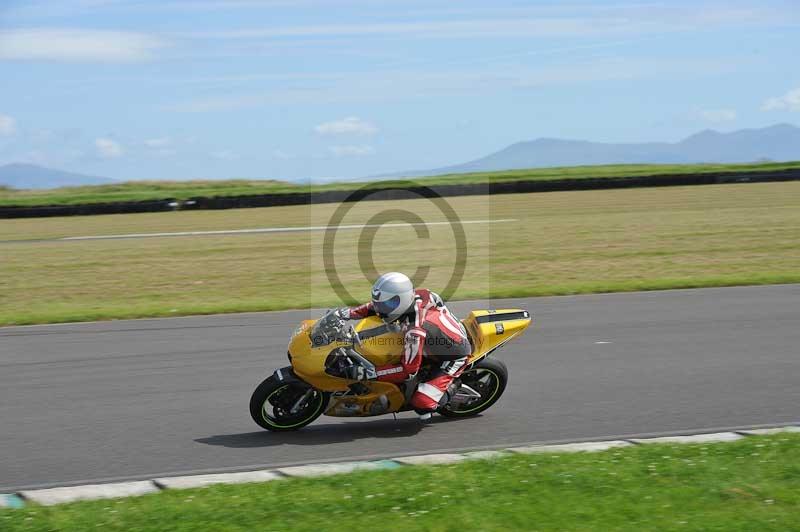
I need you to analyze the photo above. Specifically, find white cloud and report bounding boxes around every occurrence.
[0,114,16,136]
[700,109,737,123]
[190,19,596,40]
[95,138,123,158]
[165,93,280,112]
[144,137,175,156]
[315,117,377,135]
[19,150,48,165]
[272,149,295,160]
[329,145,374,157]
[0,29,164,62]
[762,87,800,112]
[144,137,172,148]
[147,0,305,10]
[165,55,749,111]
[183,5,800,42]
[211,150,238,160]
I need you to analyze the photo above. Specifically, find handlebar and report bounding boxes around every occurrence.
[311,309,360,347]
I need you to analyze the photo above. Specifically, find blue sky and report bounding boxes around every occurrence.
[1,0,799,182]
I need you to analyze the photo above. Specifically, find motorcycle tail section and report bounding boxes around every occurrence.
[462,309,532,363]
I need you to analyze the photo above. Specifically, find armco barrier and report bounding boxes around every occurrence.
[0,198,178,219]
[2,168,799,219]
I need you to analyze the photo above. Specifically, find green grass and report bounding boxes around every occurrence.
[2,161,799,206]
[2,433,799,531]
[1,182,799,326]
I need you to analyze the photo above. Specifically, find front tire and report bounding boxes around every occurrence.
[249,375,326,431]
[438,358,508,418]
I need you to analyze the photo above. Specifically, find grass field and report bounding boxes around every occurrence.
[2,161,799,206]
[2,433,798,531]
[1,182,799,326]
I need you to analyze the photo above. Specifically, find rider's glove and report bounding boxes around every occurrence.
[321,308,347,331]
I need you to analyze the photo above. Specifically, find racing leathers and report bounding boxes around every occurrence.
[339,289,471,412]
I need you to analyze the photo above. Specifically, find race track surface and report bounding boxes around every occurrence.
[1,285,798,491]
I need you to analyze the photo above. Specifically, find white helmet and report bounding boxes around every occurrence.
[371,272,414,323]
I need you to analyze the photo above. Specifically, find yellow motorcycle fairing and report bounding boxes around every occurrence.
[461,309,532,364]
[286,309,531,417]
[286,317,407,416]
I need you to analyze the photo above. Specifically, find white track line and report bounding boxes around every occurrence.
[59,219,517,242]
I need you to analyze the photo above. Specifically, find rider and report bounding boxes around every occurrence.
[336,272,471,419]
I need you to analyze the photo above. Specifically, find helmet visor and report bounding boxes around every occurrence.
[373,295,401,317]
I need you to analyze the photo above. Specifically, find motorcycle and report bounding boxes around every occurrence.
[249,308,532,431]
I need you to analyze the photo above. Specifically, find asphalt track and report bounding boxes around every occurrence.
[1,284,798,492]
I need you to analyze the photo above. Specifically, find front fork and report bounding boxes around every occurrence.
[289,388,315,414]
[273,365,333,414]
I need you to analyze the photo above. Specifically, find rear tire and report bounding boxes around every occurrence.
[249,375,326,432]
[438,358,508,418]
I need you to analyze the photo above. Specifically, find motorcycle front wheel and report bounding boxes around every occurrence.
[438,358,508,418]
[249,375,326,431]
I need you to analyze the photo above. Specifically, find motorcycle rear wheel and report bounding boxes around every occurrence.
[250,375,326,431]
[438,358,508,417]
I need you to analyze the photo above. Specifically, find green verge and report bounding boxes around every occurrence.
[2,182,800,326]
[4,273,800,327]
[2,434,799,531]
[2,160,800,206]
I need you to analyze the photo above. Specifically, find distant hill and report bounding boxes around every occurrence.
[0,163,114,189]
[384,123,800,177]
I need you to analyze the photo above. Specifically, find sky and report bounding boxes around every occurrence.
[0,0,799,182]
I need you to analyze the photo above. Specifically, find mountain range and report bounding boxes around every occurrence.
[1,124,799,189]
[384,123,800,177]
[0,163,114,189]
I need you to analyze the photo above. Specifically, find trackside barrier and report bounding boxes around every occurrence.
[2,168,799,218]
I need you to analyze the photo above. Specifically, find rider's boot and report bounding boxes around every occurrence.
[414,408,434,422]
